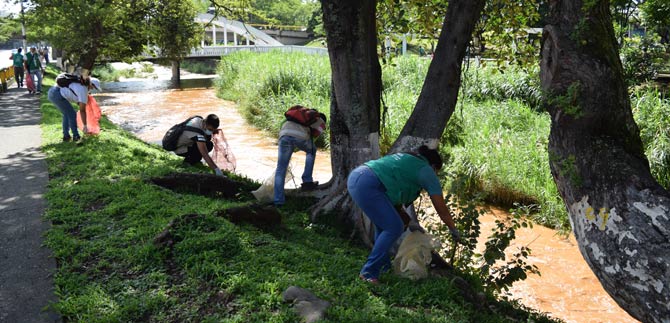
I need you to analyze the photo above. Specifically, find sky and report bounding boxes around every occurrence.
[0,1,25,18]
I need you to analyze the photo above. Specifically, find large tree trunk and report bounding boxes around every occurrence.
[171,60,181,83]
[79,19,103,75]
[391,0,486,152]
[312,0,382,247]
[541,1,670,322]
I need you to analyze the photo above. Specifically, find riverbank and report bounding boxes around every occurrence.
[97,63,637,323]
[39,69,555,322]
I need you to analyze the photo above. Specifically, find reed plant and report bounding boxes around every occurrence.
[632,87,670,189]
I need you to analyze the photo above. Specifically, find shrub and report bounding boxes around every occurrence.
[632,87,670,189]
[620,34,670,86]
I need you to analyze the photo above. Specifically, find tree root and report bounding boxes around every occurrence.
[150,173,245,198]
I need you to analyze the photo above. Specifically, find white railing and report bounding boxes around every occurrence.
[187,45,327,58]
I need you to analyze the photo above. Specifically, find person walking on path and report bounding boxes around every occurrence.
[9,48,25,88]
[47,74,100,142]
[0,87,60,323]
[42,47,50,64]
[347,145,461,284]
[25,47,44,94]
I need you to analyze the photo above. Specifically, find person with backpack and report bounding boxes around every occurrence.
[347,145,461,284]
[272,105,327,207]
[9,48,25,88]
[166,114,225,177]
[47,73,100,142]
[25,47,44,94]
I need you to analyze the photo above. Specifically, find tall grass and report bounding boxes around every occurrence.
[216,50,331,146]
[632,88,670,189]
[215,52,670,230]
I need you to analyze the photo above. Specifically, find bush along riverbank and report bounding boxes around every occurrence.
[216,51,670,231]
[39,70,558,322]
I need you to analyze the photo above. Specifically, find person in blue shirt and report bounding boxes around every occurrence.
[347,145,461,284]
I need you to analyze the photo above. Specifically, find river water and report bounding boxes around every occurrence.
[96,71,637,323]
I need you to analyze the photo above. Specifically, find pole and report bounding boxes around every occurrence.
[20,0,27,50]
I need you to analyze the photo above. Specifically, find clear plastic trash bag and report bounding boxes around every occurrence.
[392,231,440,281]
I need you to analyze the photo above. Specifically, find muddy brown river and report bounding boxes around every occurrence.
[96,76,637,323]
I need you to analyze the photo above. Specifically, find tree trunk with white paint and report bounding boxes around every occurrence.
[390,0,486,152]
[540,1,670,322]
[311,0,382,246]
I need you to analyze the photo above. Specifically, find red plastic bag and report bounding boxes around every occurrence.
[211,130,236,172]
[25,71,35,92]
[76,95,102,135]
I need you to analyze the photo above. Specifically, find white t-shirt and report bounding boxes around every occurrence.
[174,117,209,154]
[59,83,89,104]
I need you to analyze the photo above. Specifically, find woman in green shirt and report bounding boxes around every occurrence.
[347,145,460,283]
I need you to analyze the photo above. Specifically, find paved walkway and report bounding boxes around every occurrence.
[0,87,60,323]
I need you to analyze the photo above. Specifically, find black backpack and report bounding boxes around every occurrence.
[162,116,206,151]
[56,73,82,87]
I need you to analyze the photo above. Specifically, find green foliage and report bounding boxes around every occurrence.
[620,34,670,86]
[640,0,670,42]
[478,0,542,68]
[546,81,583,118]
[0,16,21,43]
[422,195,539,295]
[29,0,154,69]
[211,0,320,30]
[147,0,202,61]
[92,63,157,82]
[479,206,540,293]
[181,59,218,74]
[376,0,448,40]
[28,0,201,70]
[92,64,121,82]
[632,88,670,189]
[461,65,542,110]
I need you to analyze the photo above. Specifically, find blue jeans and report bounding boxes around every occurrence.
[29,69,43,92]
[273,135,316,205]
[48,86,79,138]
[347,165,404,279]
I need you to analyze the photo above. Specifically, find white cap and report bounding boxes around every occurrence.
[90,78,101,91]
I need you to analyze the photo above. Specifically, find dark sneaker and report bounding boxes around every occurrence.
[62,136,71,142]
[300,181,319,191]
[73,135,81,142]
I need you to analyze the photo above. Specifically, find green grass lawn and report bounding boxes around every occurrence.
[39,68,558,322]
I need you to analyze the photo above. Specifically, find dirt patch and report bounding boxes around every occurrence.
[215,203,282,229]
[150,173,246,198]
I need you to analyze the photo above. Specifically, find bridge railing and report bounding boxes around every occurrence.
[188,45,327,58]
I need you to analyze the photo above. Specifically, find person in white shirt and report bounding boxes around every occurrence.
[47,75,100,142]
[273,108,327,207]
[173,114,225,176]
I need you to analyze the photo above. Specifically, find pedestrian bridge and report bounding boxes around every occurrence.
[144,13,326,60]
